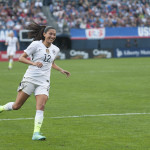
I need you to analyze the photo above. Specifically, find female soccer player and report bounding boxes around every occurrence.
[0,22,71,140]
[5,32,20,69]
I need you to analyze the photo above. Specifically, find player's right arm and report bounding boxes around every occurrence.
[19,52,43,68]
[19,41,43,68]
[15,37,20,50]
[5,39,8,45]
[5,36,9,45]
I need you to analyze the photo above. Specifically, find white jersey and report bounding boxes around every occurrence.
[6,37,18,49]
[23,40,60,87]
[6,37,18,56]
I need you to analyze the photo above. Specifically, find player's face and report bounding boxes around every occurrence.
[10,32,14,37]
[44,29,56,44]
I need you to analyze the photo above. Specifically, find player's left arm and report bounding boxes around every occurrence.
[52,61,71,77]
[5,41,8,46]
[17,41,20,50]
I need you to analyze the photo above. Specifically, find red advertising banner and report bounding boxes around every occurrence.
[0,51,24,61]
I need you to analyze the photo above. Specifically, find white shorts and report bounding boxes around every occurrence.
[17,81,50,97]
[7,47,16,56]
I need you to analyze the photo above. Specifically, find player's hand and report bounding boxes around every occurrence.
[60,70,71,77]
[33,62,43,68]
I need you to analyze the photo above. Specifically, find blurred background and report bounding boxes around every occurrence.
[0,0,150,60]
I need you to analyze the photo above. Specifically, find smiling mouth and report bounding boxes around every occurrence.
[48,38,54,41]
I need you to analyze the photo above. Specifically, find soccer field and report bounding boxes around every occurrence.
[0,58,150,150]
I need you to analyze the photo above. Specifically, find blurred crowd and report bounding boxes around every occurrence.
[1,0,150,33]
[50,0,150,30]
[0,0,47,32]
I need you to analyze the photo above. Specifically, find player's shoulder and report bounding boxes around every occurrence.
[7,36,11,40]
[31,40,40,44]
[30,40,41,47]
[51,44,60,53]
[12,36,17,40]
[6,37,10,41]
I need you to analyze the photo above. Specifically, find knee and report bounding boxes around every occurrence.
[36,95,48,110]
[36,104,45,110]
[12,104,22,110]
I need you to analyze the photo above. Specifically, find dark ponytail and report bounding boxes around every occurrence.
[26,21,46,41]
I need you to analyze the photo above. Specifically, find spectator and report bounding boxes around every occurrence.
[0,0,47,31]
[35,0,43,8]
[49,0,150,30]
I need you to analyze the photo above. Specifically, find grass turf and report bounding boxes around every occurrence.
[0,57,150,150]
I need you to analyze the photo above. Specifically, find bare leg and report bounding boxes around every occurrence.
[1,90,29,111]
[12,90,30,110]
[35,94,48,110]
[9,55,13,60]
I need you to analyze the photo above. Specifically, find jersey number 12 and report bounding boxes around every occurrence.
[44,54,51,62]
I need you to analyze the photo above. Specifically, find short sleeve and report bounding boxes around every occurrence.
[56,48,60,57]
[54,47,60,60]
[24,41,38,56]
[5,37,9,43]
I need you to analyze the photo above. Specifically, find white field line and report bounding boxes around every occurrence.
[0,112,150,121]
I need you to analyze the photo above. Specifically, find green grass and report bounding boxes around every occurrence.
[0,57,150,150]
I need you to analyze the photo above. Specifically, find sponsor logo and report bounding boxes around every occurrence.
[140,50,150,55]
[116,48,150,57]
[85,28,105,39]
[93,49,112,58]
[13,53,22,59]
[57,52,66,59]
[116,49,123,57]
[138,27,150,36]
[0,51,25,61]
[0,52,7,59]
[70,50,89,59]
[116,48,140,57]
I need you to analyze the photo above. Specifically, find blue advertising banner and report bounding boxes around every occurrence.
[70,27,150,40]
[105,27,137,39]
[114,48,150,58]
[0,30,17,42]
